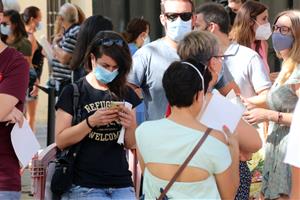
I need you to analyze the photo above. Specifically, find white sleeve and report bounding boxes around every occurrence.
[285,100,300,167]
[248,54,272,93]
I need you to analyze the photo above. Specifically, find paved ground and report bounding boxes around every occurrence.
[21,122,48,200]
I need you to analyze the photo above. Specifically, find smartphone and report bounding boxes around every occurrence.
[109,101,124,110]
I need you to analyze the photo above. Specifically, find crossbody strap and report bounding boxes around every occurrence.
[157,128,212,200]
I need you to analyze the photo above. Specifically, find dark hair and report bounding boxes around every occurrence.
[22,6,40,24]
[122,17,150,43]
[0,0,3,13]
[70,15,113,70]
[196,2,230,34]
[84,31,131,98]
[2,9,27,42]
[163,58,212,107]
[160,0,194,14]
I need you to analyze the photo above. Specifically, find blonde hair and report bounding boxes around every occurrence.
[177,30,219,65]
[275,10,300,85]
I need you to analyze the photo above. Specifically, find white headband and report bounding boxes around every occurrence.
[181,61,205,92]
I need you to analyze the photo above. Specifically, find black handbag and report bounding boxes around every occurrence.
[50,83,83,196]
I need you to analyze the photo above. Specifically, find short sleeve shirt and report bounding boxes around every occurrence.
[9,37,32,57]
[56,77,141,188]
[127,39,179,120]
[136,119,231,199]
[52,24,80,82]
[224,43,271,98]
[0,47,30,191]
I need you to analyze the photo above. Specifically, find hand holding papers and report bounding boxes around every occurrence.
[11,119,41,168]
[38,35,54,61]
[199,90,245,133]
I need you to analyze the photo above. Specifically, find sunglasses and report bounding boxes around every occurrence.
[98,38,124,47]
[164,12,193,22]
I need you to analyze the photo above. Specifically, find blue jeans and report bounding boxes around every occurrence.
[0,191,21,200]
[61,185,136,200]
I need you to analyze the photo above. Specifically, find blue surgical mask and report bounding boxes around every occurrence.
[36,22,43,31]
[166,19,192,42]
[0,24,12,36]
[272,32,294,52]
[143,35,150,46]
[94,64,119,84]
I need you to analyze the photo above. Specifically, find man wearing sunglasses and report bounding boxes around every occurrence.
[195,3,271,200]
[0,0,30,199]
[128,0,195,121]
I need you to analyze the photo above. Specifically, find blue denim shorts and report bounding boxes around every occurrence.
[61,185,136,200]
[0,191,21,200]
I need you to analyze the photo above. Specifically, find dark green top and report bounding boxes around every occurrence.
[9,37,32,57]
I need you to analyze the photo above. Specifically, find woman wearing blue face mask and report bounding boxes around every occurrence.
[122,17,151,126]
[243,10,300,200]
[22,6,44,133]
[122,17,150,56]
[55,31,141,200]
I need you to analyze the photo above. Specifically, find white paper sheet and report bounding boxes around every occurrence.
[226,89,246,111]
[117,102,132,145]
[38,35,54,61]
[11,119,41,168]
[200,92,245,133]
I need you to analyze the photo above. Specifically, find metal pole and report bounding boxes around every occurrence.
[47,79,56,146]
[37,78,57,146]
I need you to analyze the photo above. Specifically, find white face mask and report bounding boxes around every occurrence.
[143,35,150,46]
[181,62,207,118]
[166,18,192,42]
[255,22,272,40]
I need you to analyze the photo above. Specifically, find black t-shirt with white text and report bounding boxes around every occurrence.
[56,77,141,188]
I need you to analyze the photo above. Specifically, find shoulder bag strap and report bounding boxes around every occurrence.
[70,83,82,155]
[157,128,212,200]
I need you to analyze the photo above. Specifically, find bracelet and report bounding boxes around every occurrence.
[86,116,94,129]
[277,112,283,124]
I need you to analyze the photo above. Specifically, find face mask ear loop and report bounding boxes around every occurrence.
[181,62,207,118]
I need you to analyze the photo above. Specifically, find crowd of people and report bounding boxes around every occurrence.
[0,0,300,199]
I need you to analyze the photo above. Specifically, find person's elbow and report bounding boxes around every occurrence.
[55,135,65,150]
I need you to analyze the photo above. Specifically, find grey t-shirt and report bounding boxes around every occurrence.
[128,39,179,120]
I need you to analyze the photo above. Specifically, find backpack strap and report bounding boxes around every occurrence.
[71,83,81,125]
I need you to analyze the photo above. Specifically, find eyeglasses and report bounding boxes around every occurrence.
[164,12,193,22]
[272,25,291,35]
[98,38,124,47]
[211,53,235,60]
